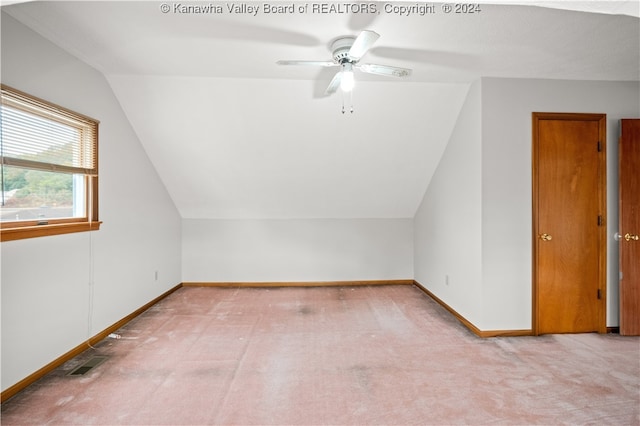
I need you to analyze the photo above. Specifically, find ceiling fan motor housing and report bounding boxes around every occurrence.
[331,36,356,63]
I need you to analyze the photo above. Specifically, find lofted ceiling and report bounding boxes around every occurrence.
[2,1,639,219]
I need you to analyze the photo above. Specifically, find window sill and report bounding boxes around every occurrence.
[1,221,102,242]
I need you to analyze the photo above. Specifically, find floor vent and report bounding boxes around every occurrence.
[67,356,108,376]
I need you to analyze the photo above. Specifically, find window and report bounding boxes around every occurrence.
[1,85,100,242]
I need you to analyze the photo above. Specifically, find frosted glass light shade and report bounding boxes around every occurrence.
[340,63,354,92]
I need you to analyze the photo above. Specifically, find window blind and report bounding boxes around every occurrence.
[1,85,98,176]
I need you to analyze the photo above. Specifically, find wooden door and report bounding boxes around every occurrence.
[619,119,640,336]
[533,113,607,335]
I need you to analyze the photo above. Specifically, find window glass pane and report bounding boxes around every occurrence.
[1,165,85,222]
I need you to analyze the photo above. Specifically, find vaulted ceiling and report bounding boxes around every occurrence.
[3,1,639,218]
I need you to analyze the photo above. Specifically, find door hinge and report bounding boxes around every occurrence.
[597,215,603,226]
[597,141,602,152]
[597,289,602,299]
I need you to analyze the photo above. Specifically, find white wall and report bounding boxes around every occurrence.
[414,80,483,325]
[481,77,640,330]
[183,219,413,282]
[415,77,640,332]
[1,14,182,392]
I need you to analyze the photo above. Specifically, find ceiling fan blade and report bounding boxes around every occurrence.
[358,63,412,78]
[325,71,343,95]
[369,47,480,69]
[277,60,337,67]
[313,68,342,98]
[348,30,380,61]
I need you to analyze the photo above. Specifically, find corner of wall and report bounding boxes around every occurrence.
[413,78,484,327]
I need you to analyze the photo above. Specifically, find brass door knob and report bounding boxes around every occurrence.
[624,233,639,241]
[539,233,553,241]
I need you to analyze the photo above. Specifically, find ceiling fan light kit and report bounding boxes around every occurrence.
[340,63,355,92]
[277,30,412,113]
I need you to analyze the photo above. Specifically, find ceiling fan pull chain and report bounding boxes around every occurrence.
[341,90,346,114]
[350,90,354,114]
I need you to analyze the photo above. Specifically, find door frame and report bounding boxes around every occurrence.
[532,112,607,335]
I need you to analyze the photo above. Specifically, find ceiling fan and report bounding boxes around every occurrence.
[277,30,412,96]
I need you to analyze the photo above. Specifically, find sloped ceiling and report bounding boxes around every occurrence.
[3,1,639,218]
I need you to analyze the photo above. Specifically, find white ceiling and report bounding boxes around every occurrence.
[3,1,639,219]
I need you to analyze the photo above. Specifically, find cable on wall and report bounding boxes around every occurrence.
[87,190,96,349]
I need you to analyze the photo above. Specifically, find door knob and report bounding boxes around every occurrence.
[539,233,553,241]
[624,233,639,241]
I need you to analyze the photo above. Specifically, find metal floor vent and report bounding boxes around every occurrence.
[67,356,108,376]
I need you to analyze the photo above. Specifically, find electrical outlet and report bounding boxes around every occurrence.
[445,274,450,286]
[154,270,158,281]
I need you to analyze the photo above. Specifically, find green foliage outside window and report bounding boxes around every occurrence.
[2,166,73,207]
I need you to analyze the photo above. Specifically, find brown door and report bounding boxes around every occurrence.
[533,113,607,335]
[619,119,640,336]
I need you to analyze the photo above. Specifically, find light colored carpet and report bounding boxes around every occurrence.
[2,285,639,425]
